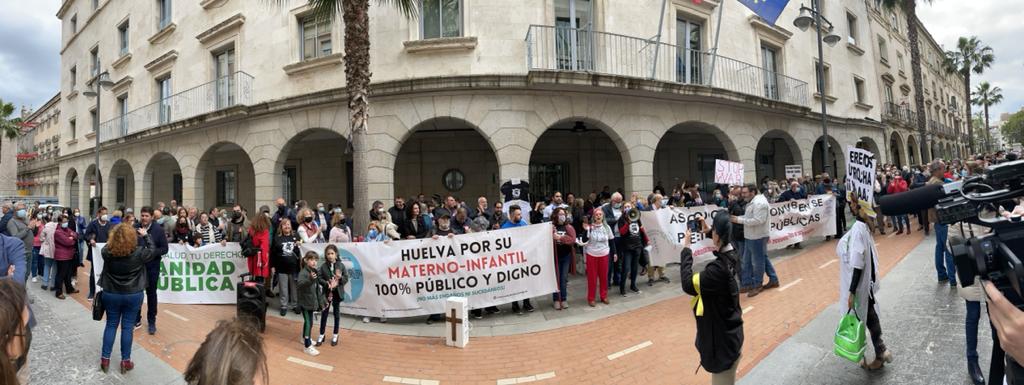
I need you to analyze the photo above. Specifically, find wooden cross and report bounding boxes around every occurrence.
[445,308,462,342]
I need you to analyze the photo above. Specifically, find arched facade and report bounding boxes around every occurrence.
[395,117,497,202]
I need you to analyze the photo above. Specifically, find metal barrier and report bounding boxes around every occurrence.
[99,71,253,142]
[526,25,809,107]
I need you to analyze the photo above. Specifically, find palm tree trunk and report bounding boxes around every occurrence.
[964,72,974,154]
[984,104,991,152]
[343,0,372,234]
[905,0,929,164]
[0,135,17,196]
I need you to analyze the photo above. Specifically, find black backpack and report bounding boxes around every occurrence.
[240,235,259,257]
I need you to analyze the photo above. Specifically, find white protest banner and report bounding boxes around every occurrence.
[93,242,248,304]
[846,146,877,216]
[714,159,744,186]
[642,195,837,265]
[767,194,837,248]
[785,164,803,180]
[300,223,557,318]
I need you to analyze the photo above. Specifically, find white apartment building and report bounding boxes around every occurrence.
[15,93,63,198]
[53,0,960,216]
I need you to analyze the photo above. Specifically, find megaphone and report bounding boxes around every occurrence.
[627,209,640,222]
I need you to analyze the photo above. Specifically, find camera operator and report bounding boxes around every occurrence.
[985,201,1024,374]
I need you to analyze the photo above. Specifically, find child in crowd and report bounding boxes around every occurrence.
[316,245,348,347]
[297,252,326,356]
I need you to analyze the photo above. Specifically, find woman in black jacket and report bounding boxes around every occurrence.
[402,203,430,239]
[271,220,301,316]
[170,217,199,247]
[680,211,743,384]
[98,223,155,374]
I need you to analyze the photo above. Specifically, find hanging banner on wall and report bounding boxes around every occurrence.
[300,223,557,318]
[93,242,249,304]
[785,164,803,180]
[642,194,836,266]
[714,159,745,186]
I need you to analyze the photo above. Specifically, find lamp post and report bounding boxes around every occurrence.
[794,1,841,176]
[83,70,114,214]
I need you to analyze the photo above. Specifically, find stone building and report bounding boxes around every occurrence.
[53,0,963,219]
[15,93,63,199]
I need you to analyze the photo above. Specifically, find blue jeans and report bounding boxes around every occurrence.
[31,246,41,277]
[745,237,777,288]
[966,300,981,361]
[734,239,751,288]
[934,223,956,281]
[42,258,56,288]
[552,251,571,302]
[101,291,144,360]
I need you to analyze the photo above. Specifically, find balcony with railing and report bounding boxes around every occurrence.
[882,102,917,127]
[525,25,809,107]
[98,72,253,143]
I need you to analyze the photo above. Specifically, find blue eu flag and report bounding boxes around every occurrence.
[738,0,791,25]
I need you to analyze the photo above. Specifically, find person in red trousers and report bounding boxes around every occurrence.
[576,209,615,306]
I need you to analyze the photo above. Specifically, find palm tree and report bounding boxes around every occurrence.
[283,0,416,231]
[882,0,932,161]
[972,81,1003,152]
[943,36,994,154]
[0,98,21,195]
[0,98,18,140]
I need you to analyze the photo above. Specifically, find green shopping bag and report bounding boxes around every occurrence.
[833,308,866,363]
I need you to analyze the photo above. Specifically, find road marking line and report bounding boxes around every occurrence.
[742,306,754,314]
[383,376,439,385]
[163,310,189,322]
[496,371,556,384]
[778,278,803,291]
[818,259,837,269]
[287,356,333,372]
[607,340,653,360]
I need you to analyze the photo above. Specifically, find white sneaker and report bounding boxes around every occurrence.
[304,346,320,356]
[362,317,370,323]
[31,277,38,283]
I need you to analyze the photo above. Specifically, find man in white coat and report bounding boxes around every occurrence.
[836,193,891,370]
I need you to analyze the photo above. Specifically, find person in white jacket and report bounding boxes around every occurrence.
[576,210,616,306]
[731,184,779,298]
[836,192,891,370]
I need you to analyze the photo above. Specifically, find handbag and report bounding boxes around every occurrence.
[833,307,866,363]
[92,291,105,321]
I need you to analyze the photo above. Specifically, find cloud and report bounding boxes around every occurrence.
[918,0,1024,122]
[0,1,60,114]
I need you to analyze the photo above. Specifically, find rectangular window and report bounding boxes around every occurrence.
[158,0,172,29]
[116,94,128,135]
[216,169,237,206]
[676,18,703,84]
[890,12,899,33]
[877,36,888,64]
[69,119,76,139]
[92,0,99,10]
[814,60,831,96]
[214,48,235,108]
[70,14,78,34]
[116,177,126,206]
[118,21,129,56]
[299,16,331,61]
[90,109,98,133]
[69,66,77,90]
[283,166,298,205]
[896,52,904,72]
[172,173,182,203]
[884,83,894,104]
[90,47,99,77]
[846,12,858,45]
[420,0,462,39]
[761,45,779,100]
[854,77,865,103]
[157,75,172,124]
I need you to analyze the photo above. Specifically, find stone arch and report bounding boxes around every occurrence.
[274,128,353,208]
[888,131,905,168]
[65,167,80,212]
[195,141,256,211]
[394,117,498,202]
[143,152,183,208]
[654,121,741,194]
[529,117,625,201]
[906,135,920,165]
[811,135,845,178]
[754,129,803,182]
[82,164,102,214]
[107,159,136,210]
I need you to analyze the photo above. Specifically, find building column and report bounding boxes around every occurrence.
[180,164,202,210]
[252,153,283,213]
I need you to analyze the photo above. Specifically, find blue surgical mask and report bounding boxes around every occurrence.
[16,209,27,219]
[60,222,69,229]
[367,229,379,238]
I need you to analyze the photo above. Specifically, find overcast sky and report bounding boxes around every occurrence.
[1,1,1021,122]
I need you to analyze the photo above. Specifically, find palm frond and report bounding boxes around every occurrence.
[378,0,417,19]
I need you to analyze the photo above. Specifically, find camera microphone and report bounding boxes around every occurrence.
[877,184,948,216]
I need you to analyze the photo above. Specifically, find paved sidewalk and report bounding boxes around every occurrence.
[740,231,994,385]
[25,279,183,385]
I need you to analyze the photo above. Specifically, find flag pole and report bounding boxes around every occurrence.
[649,0,668,80]
[707,0,726,84]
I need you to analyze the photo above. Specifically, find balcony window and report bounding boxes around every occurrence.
[118,21,130,56]
[214,48,236,108]
[761,45,779,100]
[676,18,703,84]
[116,94,128,136]
[158,0,172,30]
[884,83,894,104]
[420,0,462,39]
[157,76,172,124]
[553,0,594,71]
[90,109,98,133]
[846,12,858,46]
[299,16,331,61]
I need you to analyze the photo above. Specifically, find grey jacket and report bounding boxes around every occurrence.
[5,218,32,255]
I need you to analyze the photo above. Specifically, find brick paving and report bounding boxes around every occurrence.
[61,230,924,384]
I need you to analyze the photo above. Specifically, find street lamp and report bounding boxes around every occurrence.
[795,1,841,176]
[83,70,114,214]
